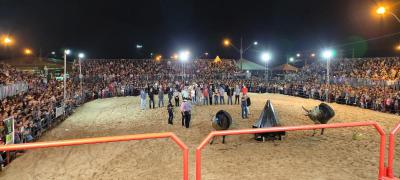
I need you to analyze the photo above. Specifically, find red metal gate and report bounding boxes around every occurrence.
[386,123,400,180]
[195,121,386,180]
[0,132,189,180]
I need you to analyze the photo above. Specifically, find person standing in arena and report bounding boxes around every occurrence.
[203,86,209,105]
[158,86,164,108]
[241,95,248,119]
[208,85,213,105]
[148,87,155,109]
[191,87,196,104]
[140,88,147,110]
[219,85,225,104]
[234,85,240,104]
[180,99,192,128]
[168,87,173,104]
[246,95,251,115]
[227,85,234,105]
[167,102,174,125]
[174,89,180,107]
[242,85,248,96]
[213,88,219,105]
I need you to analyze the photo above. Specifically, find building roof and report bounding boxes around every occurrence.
[236,59,265,70]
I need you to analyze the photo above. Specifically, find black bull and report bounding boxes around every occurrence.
[210,110,232,144]
[302,103,335,135]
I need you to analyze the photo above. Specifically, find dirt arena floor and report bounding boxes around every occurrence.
[1,93,400,180]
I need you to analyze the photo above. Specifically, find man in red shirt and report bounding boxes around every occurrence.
[241,85,248,96]
[203,87,209,105]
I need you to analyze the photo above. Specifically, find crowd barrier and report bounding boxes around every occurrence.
[195,121,386,180]
[0,132,189,180]
[0,82,28,99]
[387,123,400,179]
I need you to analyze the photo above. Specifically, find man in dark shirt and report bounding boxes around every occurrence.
[167,102,173,125]
[148,88,155,109]
[227,85,234,105]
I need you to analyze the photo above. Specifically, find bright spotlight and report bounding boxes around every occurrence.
[311,53,316,57]
[261,52,272,62]
[289,57,294,62]
[322,49,334,59]
[179,50,190,62]
[2,36,13,45]
[24,48,32,55]
[172,53,179,59]
[4,37,12,44]
[155,55,162,61]
[377,6,386,15]
[223,39,231,46]
[253,41,258,45]
[51,51,56,55]
[136,44,143,49]
[296,53,301,57]
[78,53,85,58]
[65,49,71,55]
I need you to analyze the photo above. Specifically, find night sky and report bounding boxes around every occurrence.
[1,0,399,64]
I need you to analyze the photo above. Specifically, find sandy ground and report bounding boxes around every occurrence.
[1,93,400,180]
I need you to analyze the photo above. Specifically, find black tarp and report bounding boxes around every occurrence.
[252,100,285,141]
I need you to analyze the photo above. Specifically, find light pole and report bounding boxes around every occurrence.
[64,49,71,110]
[376,6,400,24]
[78,53,85,97]
[179,50,190,81]
[2,36,14,58]
[261,52,272,82]
[289,57,294,63]
[223,38,258,70]
[322,49,334,102]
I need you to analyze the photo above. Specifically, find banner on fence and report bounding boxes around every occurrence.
[55,107,65,118]
[3,116,15,144]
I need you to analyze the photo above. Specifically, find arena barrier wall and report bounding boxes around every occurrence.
[0,132,189,180]
[195,121,386,180]
[386,123,400,180]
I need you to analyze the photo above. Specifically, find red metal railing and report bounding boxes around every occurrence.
[195,121,386,180]
[386,123,400,180]
[0,132,189,180]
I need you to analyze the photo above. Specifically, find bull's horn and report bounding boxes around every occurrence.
[302,106,311,113]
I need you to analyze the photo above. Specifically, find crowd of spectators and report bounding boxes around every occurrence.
[266,57,400,114]
[78,59,241,100]
[0,63,82,169]
[0,63,34,85]
[291,57,400,83]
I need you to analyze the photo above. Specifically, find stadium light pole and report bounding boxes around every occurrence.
[63,49,71,111]
[223,38,258,71]
[322,49,334,103]
[179,50,190,81]
[376,6,400,24]
[261,52,272,82]
[78,53,85,97]
[289,57,294,63]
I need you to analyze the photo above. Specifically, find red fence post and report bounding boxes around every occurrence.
[0,132,189,180]
[195,122,386,180]
[387,123,400,178]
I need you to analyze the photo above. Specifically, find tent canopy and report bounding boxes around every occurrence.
[236,58,265,71]
[214,56,222,63]
[272,63,298,72]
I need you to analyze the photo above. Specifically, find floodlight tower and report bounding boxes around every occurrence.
[322,49,334,102]
[63,49,71,110]
[261,52,272,81]
[78,53,85,96]
[179,50,190,80]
